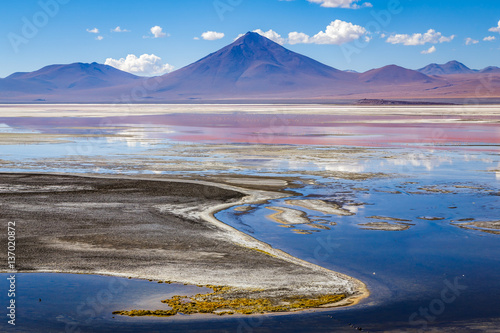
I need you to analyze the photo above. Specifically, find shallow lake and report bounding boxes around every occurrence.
[0,106,499,331]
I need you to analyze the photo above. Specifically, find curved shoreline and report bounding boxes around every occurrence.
[1,172,369,312]
[200,183,370,308]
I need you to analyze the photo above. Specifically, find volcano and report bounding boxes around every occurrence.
[151,31,358,99]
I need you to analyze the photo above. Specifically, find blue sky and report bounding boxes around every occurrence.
[1,0,499,77]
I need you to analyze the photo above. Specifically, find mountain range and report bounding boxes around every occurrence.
[1,32,500,103]
[417,60,500,75]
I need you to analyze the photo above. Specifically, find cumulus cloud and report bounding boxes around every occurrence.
[95,36,104,41]
[149,26,168,38]
[489,20,500,33]
[112,26,130,33]
[201,31,225,40]
[484,36,496,41]
[386,29,455,45]
[289,20,367,45]
[237,22,367,46]
[86,28,99,34]
[465,37,479,45]
[288,32,311,45]
[421,46,436,54]
[310,20,367,44]
[105,54,174,76]
[307,0,372,9]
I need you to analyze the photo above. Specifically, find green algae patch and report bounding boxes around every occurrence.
[112,285,347,317]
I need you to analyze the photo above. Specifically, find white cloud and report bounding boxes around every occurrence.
[465,37,479,45]
[421,46,436,54]
[484,36,496,41]
[86,28,99,34]
[489,20,500,33]
[201,31,225,40]
[112,26,130,33]
[386,29,455,45]
[95,36,104,41]
[239,21,367,46]
[105,54,174,76]
[303,20,367,45]
[307,0,372,9]
[149,26,167,38]
[288,32,311,44]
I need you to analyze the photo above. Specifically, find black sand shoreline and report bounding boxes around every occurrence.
[0,172,368,316]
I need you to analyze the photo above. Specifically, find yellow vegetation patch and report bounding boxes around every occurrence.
[251,248,277,258]
[113,285,346,317]
[112,309,178,317]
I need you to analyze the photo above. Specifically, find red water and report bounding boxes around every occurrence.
[147,113,500,150]
[1,113,499,150]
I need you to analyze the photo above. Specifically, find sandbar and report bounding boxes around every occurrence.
[285,199,355,216]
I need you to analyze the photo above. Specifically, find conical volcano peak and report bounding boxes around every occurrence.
[233,31,279,47]
[242,31,257,38]
[149,29,356,98]
[239,31,263,40]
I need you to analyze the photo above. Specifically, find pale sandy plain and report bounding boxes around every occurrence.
[2,103,500,118]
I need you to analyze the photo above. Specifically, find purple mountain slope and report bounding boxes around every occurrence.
[418,61,475,75]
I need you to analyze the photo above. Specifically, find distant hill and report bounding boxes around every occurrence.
[360,65,434,84]
[0,62,140,95]
[418,60,475,75]
[480,66,500,73]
